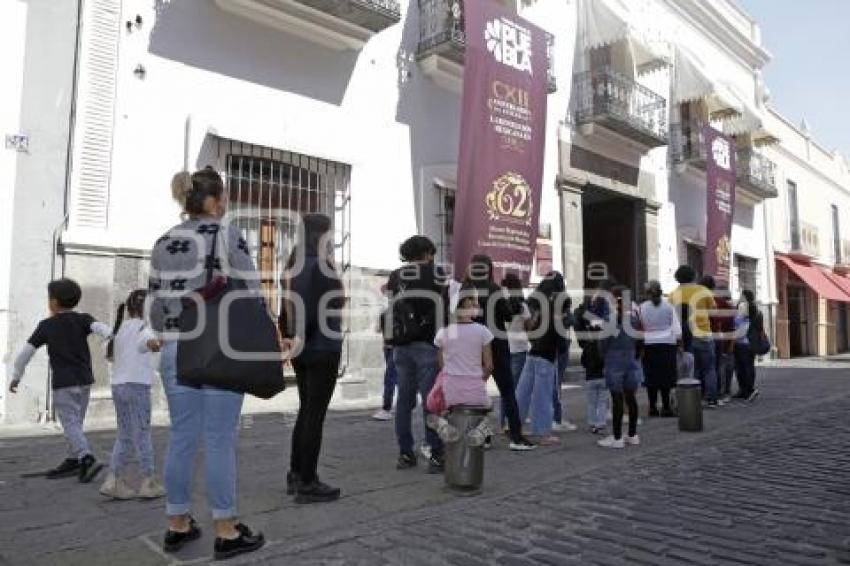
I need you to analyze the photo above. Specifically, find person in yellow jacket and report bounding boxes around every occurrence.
[668,266,720,408]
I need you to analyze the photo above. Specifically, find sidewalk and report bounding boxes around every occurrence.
[0,366,848,565]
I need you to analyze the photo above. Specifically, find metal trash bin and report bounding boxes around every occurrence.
[676,378,703,432]
[444,406,490,492]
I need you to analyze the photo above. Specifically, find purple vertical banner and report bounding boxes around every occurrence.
[452,0,549,284]
[703,125,737,284]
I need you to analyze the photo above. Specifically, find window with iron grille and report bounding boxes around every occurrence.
[217,139,351,318]
[734,255,759,296]
[435,184,455,266]
[685,243,704,280]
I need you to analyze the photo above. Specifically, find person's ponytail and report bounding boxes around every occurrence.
[106,303,126,361]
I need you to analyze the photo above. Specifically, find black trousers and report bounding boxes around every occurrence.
[493,343,523,442]
[646,386,672,411]
[611,390,638,440]
[734,344,756,397]
[290,351,341,484]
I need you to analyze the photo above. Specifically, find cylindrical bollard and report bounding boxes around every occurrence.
[444,406,489,492]
[676,378,703,432]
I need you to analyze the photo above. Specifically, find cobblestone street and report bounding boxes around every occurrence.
[1,366,849,565]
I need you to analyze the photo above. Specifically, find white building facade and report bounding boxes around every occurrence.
[762,111,850,358]
[2,0,838,425]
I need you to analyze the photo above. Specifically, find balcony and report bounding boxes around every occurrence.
[789,222,821,261]
[837,240,850,274]
[573,68,668,149]
[671,122,708,170]
[416,0,557,93]
[736,148,778,199]
[215,0,401,51]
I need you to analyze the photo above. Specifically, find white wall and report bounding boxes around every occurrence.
[764,110,850,265]
[0,0,29,421]
[2,0,80,423]
[62,0,448,273]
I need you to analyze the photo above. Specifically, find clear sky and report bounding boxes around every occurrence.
[736,0,850,157]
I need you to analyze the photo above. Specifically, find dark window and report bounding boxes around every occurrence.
[788,180,801,250]
[734,255,759,295]
[435,186,455,266]
[686,243,704,280]
[832,204,841,264]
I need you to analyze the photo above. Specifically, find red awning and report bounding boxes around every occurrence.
[776,255,850,303]
[824,270,850,297]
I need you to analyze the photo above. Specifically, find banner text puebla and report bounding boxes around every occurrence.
[703,125,737,284]
[452,0,548,284]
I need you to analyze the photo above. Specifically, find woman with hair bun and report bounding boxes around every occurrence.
[148,167,266,560]
[639,280,681,417]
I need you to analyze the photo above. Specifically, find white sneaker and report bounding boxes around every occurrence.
[99,472,136,500]
[552,421,578,433]
[625,434,641,446]
[99,471,116,496]
[372,409,393,421]
[137,477,165,499]
[597,435,625,449]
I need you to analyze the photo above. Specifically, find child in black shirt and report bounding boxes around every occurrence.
[9,279,112,482]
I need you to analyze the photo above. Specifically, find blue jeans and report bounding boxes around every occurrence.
[554,346,569,424]
[393,342,442,458]
[53,385,92,460]
[110,383,155,476]
[692,338,718,402]
[585,378,608,428]
[716,349,734,397]
[516,355,556,436]
[382,348,397,411]
[502,352,527,428]
[160,342,244,520]
[604,353,641,393]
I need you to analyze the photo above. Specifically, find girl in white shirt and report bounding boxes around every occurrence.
[638,281,682,417]
[434,288,495,409]
[100,290,165,500]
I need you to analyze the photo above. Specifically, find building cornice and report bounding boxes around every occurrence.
[772,144,850,198]
[662,0,771,70]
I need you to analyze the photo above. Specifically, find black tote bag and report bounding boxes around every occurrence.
[176,227,285,399]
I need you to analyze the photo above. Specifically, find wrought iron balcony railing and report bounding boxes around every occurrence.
[574,67,668,148]
[737,147,778,198]
[416,0,557,93]
[299,0,401,32]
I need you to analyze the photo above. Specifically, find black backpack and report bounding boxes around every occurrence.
[388,283,431,346]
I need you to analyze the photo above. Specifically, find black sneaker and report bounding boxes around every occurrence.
[78,455,104,484]
[747,389,760,403]
[213,523,265,561]
[286,471,301,496]
[426,455,444,475]
[295,480,341,504]
[45,458,81,479]
[396,452,417,470]
[648,406,660,417]
[163,516,202,553]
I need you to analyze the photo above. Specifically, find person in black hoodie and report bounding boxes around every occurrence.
[280,213,345,504]
[386,236,449,473]
[465,255,536,451]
